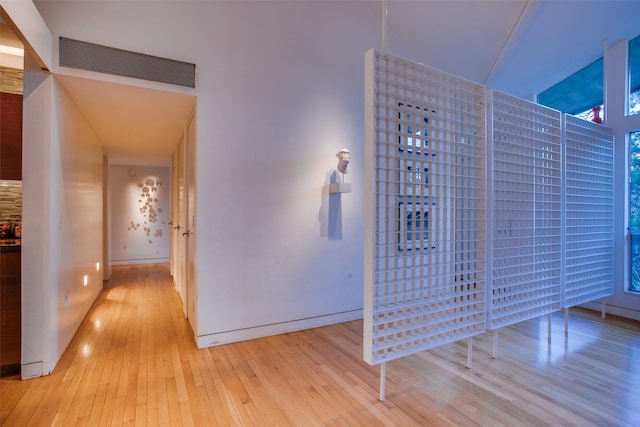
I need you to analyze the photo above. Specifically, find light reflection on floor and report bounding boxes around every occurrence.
[535,312,597,365]
[522,309,640,426]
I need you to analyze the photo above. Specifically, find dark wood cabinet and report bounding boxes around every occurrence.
[0,245,21,376]
[1,92,22,180]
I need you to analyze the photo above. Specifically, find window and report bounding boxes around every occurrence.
[538,58,603,115]
[629,34,640,115]
[574,104,603,123]
[629,131,640,292]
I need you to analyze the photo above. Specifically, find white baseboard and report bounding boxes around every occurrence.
[111,257,169,266]
[196,309,363,349]
[21,361,44,380]
[580,301,640,321]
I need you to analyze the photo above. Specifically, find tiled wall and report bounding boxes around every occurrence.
[0,66,24,95]
[0,180,22,221]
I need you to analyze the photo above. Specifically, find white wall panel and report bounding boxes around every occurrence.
[50,80,104,371]
[21,54,52,378]
[191,1,378,346]
[364,50,486,365]
[21,71,104,377]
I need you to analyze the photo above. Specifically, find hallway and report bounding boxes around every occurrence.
[1,263,640,426]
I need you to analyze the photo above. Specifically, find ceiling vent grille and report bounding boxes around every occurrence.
[59,37,195,88]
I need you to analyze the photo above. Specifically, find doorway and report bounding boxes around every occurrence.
[1,6,198,379]
[170,109,196,326]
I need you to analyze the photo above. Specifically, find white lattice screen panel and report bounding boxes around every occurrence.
[364,50,486,366]
[563,115,614,307]
[488,90,562,330]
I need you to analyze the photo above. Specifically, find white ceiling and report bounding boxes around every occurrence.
[368,1,532,86]
[373,0,640,98]
[480,0,640,97]
[19,1,640,165]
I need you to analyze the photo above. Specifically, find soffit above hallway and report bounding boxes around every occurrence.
[31,1,200,166]
[55,74,195,166]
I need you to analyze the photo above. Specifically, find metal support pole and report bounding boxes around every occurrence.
[547,312,552,342]
[381,0,387,52]
[564,308,569,336]
[380,361,386,401]
[492,329,498,359]
[601,297,607,319]
[467,337,473,369]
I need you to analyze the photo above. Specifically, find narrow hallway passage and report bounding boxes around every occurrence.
[1,264,196,425]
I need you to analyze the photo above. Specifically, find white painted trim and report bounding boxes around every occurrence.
[581,301,640,321]
[196,309,363,349]
[111,258,169,266]
[20,361,44,380]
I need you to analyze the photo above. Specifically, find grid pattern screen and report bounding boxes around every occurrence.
[489,90,563,329]
[563,115,614,307]
[364,50,486,365]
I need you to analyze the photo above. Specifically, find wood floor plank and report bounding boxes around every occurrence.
[2,263,640,426]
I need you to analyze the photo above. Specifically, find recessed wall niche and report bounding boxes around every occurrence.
[110,164,170,265]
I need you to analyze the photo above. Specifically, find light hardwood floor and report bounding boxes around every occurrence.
[2,263,639,426]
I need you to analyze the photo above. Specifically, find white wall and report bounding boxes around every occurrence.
[192,1,397,345]
[21,68,103,377]
[11,0,104,375]
[109,164,170,265]
[21,50,51,379]
[50,77,103,366]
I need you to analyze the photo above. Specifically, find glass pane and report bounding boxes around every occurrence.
[574,105,603,123]
[631,235,640,292]
[538,58,603,114]
[629,34,640,115]
[629,131,640,292]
